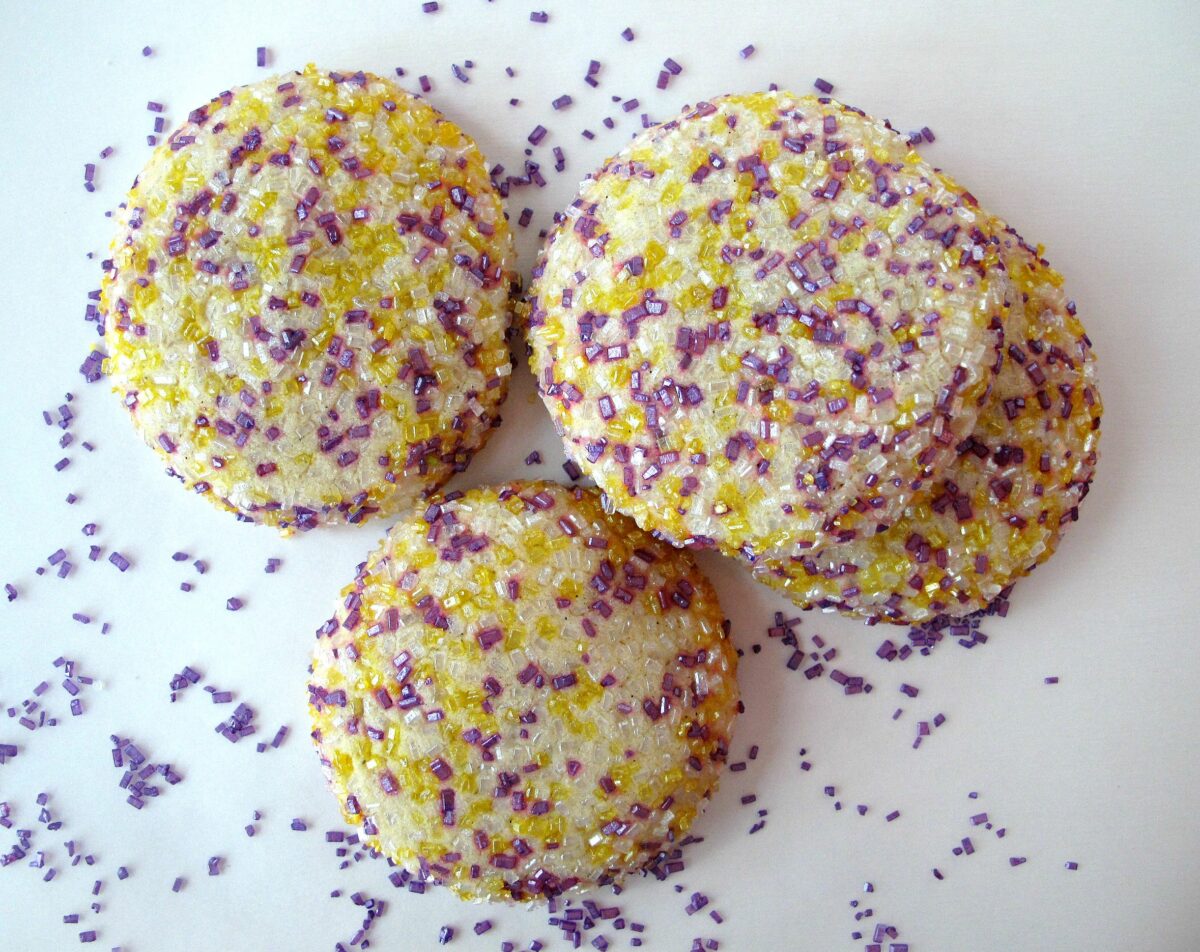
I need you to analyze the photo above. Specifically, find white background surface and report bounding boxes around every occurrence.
[1,2,1198,950]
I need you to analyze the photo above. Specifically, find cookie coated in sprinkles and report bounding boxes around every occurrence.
[309,480,739,902]
[527,91,1006,567]
[756,216,1102,622]
[99,65,516,532]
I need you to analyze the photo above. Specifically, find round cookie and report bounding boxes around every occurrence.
[754,218,1102,622]
[99,65,516,531]
[308,481,738,901]
[526,91,1005,563]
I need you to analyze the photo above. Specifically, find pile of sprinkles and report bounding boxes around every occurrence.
[109,735,183,810]
[846,885,911,951]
